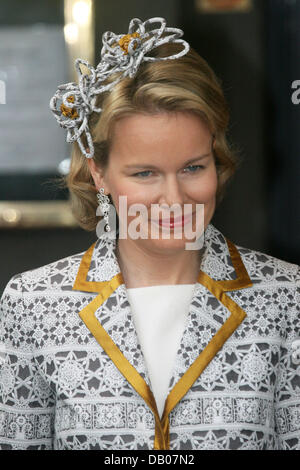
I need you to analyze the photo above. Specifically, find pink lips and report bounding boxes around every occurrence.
[154,213,194,227]
[161,215,185,223]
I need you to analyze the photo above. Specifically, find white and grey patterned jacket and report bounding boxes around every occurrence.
[0,223,299,450]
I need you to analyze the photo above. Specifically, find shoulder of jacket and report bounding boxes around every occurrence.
[3,248,89,296]
[234,243,300,285]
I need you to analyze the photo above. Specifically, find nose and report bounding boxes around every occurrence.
[159,174,185,208]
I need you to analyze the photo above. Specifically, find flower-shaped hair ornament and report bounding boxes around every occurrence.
[291,339,300,364]
[49,17,190,159]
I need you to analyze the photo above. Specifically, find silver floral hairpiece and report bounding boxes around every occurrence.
[49,17,190,159]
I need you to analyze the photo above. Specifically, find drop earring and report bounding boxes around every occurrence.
[97,187,111,232]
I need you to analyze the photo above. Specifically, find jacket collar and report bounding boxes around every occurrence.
[72,223,251,292]
[72,223,253,449]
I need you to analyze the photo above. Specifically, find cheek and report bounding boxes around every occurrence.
[189,170,218,203]
[109,179,152,212]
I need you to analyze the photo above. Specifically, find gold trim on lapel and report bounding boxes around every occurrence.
[72,234,253,450]
[216,239,253,291]
[159,239,253,449]
[72,241,125,292]
[72,239,169,448]
[78,290,167,445]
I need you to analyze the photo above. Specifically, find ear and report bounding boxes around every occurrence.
[86,157,108,193]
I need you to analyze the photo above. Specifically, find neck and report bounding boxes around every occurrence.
[116,238,203,289]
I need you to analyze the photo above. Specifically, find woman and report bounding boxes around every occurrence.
[0,18,299,450]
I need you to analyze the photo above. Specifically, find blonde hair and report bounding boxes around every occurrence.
[54,43,240,232]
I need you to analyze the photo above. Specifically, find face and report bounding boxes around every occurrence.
[88,111,218,255]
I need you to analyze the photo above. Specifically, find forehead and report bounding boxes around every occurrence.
[109,111,212,160]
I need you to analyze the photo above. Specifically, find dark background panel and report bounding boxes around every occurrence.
[265,0,300,265]
[177,0,268,255]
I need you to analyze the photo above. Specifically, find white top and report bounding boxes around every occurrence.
[126,284,195,418]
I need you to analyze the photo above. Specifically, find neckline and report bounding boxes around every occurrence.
[127,283,196,291]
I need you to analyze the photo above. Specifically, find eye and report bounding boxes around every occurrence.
[183,164,205,173]
[132,165,205,178]
[132,170,153,178]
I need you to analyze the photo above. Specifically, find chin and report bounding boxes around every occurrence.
[140,232,200,254]
[141,239,187,255]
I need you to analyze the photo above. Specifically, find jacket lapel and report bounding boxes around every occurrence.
[162,225,253,432]
[167,224,252,392]
[72,234,154,388]
[72,223,253,450]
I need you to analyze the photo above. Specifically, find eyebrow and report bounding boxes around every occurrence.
[124,153,212,170]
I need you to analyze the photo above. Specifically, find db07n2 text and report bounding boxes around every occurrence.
[147,454,194,464]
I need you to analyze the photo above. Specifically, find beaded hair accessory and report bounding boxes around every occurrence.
[49,17,190,158]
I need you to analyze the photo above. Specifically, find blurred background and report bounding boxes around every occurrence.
[0,0,300,295]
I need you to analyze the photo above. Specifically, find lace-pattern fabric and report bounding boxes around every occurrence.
[0,224,299,450]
